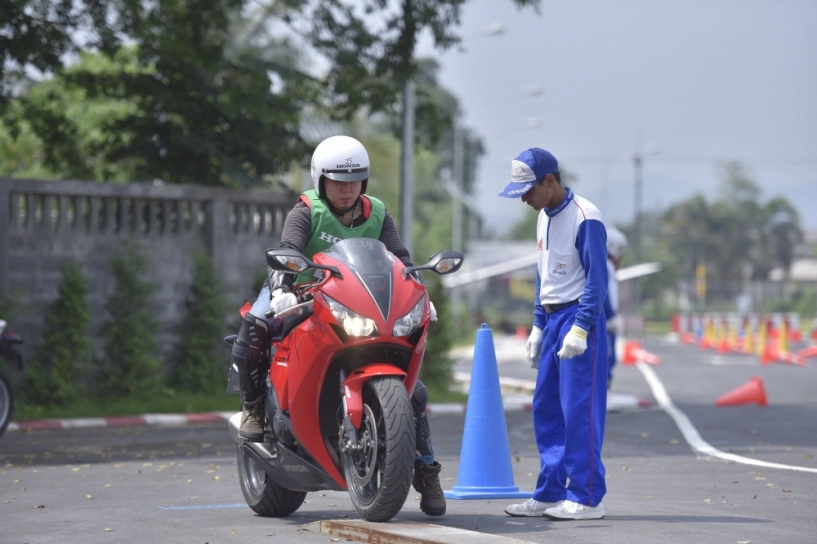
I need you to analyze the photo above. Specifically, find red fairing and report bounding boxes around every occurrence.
[268,245,431,490]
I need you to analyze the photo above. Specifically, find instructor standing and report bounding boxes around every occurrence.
[500,148,609,520]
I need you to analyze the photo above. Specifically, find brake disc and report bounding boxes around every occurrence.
[348,404,378,487]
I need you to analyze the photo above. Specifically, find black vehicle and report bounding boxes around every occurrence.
[0,319,25,438]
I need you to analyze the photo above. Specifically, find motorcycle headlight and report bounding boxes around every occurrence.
[393,297,425,337]
[324,295,378,337]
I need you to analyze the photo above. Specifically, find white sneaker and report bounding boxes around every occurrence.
[544,500,605,520]
[504,498,563,517]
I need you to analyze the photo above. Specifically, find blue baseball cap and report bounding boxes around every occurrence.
[498,148,559,198]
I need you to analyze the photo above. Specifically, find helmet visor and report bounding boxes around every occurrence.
[322,166,369,183]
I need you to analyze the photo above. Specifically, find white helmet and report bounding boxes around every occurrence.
[310,135,370,199]
[607,226,628,259]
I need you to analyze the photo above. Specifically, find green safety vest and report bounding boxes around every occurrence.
[294,189,386,285]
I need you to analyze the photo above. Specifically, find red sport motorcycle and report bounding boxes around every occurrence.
[227,238,463,522]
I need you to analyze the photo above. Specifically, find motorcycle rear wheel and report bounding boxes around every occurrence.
[236,444,306,517]
[0,370,13,439]
[342,376,415,522]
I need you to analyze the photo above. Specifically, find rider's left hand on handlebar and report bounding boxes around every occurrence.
[270,291,297,315]
[429,301,438,322]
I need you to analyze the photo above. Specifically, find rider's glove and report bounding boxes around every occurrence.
[526,325,543,369]
[270,289,297,316]
[429,301,438,322]
[557,325,588,360]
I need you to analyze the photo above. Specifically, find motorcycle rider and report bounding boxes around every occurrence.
[229,135,446,516]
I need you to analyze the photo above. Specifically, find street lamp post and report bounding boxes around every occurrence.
[399,79,416,255]
[631,136,661,314]
[399,23,506,257]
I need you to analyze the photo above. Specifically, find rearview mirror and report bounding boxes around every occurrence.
[265,248,341,278]
[403,251,464,278]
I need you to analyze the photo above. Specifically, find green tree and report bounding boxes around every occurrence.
[279,0,540,121]
[21,260,92,406]
[95,241,161,398]
[0,0,78,104]
[168,250,228,393]
[6,0,316,186]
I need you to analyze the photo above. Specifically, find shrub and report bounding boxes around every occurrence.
[168,250,229,393]
[21,260,92,406]
[419,276,455,392]
[95,241,161,398]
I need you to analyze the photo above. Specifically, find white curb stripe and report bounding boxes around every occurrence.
[57,418,107,429]
[636,362,817,474]
[142,414,189,426]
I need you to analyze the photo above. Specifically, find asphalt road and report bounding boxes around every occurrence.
[2,335,816,544]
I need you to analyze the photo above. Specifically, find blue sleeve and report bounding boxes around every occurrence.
[574,219,608,331]
[533,270,546,330]
[603,292,615,320]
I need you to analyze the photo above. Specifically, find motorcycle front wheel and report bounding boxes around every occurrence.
[342,376,415,522]
[236,444,306,517]
[0,370,13,439]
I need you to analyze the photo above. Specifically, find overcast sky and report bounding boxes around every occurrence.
[415,0,817,236]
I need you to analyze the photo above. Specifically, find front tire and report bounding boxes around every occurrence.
[342,376,415,522]
[0,371,13,439]
[236,444,306,517]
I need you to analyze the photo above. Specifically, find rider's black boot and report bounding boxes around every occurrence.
[411,380,446,516]
[413,461,446,516]
[231,314,271,442]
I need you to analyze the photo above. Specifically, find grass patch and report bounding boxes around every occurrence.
[14,391,240,422]
[425,383,469,404]
[644,321,672,335]
[15,383,472,422]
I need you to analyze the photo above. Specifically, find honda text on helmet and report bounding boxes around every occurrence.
[310,135,370,199]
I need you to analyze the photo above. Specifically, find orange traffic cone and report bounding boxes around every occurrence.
[796,345,817,367]
[622,341,661,366]
[715,376,768,407]
[515,325,528,340]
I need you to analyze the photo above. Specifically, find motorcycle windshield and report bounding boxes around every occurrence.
[323,238,394,320]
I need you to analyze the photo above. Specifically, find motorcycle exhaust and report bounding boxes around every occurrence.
[228,413,344,492]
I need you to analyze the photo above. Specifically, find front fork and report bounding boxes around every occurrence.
[338,364,407,453]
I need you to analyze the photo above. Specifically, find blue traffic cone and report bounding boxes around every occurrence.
[444,324,532,499]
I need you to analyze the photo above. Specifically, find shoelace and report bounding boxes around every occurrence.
[423,471,442,493]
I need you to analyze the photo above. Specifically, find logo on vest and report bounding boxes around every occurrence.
[552,262,567,275]
[319,231,342,244]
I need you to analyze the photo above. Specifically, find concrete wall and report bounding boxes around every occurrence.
[0,178,295,359]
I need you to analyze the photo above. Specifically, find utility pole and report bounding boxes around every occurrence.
[399,79,415,256]
[632,133,643,315]
[452,123,464,253]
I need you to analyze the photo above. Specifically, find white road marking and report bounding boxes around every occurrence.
[707,355,758,366]
[636,362,817,474]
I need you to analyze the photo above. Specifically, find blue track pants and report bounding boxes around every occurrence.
[532,305,608,506]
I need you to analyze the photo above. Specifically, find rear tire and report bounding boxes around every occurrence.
[0,371,13,439]
[342,376,415,522]
[236,444,306,517]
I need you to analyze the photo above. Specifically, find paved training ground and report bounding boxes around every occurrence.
[1,335,816,543]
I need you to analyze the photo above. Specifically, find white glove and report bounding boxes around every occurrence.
[607,315,622,334]
[429,301,438,322]
[557,325,588,360]
[526,325,543,369]
[270,290,297,315]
